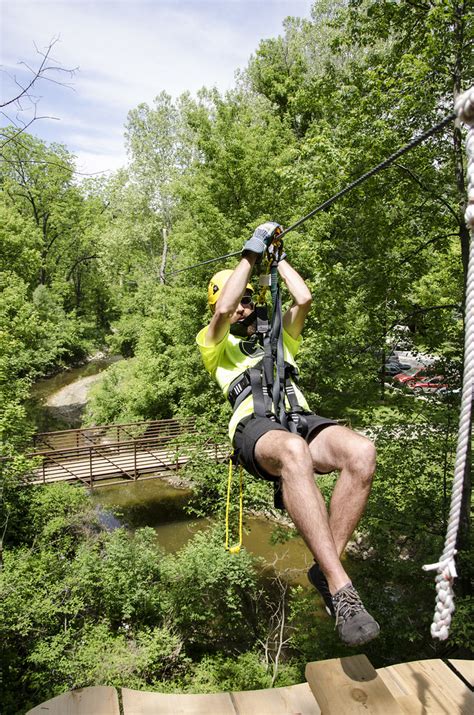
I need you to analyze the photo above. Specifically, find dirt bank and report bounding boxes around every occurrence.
[46,373,104,407]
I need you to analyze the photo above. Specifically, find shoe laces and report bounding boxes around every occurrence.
[332,585,365,625]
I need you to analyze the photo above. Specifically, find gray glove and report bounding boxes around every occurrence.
[242,221,283,256]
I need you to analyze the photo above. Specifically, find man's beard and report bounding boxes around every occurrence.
[230,312,257,337]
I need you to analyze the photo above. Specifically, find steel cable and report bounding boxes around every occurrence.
[166,111,456,278]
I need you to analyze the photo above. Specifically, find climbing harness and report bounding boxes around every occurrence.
[227,234,308,435]
[225,456,243,554]
[227,232,311,518]
[422,87,474,641]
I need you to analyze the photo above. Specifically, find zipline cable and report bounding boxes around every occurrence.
[422,87,474,641]
[166,110,456,278]
[277,111,456,240]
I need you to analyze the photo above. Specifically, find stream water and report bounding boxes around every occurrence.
[91,478,315,585]
[28,360,330,589]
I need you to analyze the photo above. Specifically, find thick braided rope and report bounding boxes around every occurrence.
[422,87,474,641]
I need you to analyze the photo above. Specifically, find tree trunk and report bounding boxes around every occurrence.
[159,226,168,284]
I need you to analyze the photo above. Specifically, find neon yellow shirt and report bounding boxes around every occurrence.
[196,325,309,441]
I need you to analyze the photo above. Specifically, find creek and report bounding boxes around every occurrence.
[91,479,315,586]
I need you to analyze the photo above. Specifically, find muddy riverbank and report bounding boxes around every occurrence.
[28,354,121,432]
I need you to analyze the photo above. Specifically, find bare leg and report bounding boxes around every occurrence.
[254,430,350,593]
[308,425,376,556]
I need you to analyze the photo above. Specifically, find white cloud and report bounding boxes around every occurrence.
[73,148,127,176]
[1,0,312,174]
[66,130,123,154]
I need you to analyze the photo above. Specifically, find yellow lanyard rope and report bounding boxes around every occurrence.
[225,459,243,554]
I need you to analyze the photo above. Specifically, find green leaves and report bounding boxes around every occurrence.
[161,527,261,653]
[0,483,287,708]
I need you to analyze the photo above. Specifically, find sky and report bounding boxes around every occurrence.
[1,0,313,176]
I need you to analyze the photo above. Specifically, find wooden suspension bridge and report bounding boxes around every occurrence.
[23,417,228,488]
[26,654,473,714]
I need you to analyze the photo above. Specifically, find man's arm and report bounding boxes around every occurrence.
[205,253,257,346]
[279,259,312,340]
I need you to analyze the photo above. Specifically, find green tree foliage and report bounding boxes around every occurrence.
[0,129,115,334]
[87,0,470,418]
[2,484,293,712]
[161,529,261,653]
[83,0,471,662]
[1,1,473,709]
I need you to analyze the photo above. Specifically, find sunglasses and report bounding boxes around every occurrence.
[240,295,254,308]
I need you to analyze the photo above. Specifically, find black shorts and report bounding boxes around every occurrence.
[232,413,337,481]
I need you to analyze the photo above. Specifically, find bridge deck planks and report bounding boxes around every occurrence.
[26,659,473,714]
[31,445,228,485]
[448,659,473,687]
[122,684,320,714]
[230,682,320,714]
[306,655,404,714]
[380,659,474,714]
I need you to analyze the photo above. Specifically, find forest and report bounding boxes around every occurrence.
[0,1,473,712]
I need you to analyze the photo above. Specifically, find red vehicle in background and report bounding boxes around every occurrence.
[407,375,448,394]
[392,366,434,385]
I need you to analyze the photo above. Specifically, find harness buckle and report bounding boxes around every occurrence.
[287,411,308,438]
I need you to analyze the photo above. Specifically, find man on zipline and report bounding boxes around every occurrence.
[196,222,380,647]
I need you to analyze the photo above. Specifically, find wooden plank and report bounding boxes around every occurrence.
[305,655,404,714]
[387,659,474,714]
[121,687,237,714]
[448,659,474,687]
[231,682,320,714]
[35,452,188,477]
[377,667,425,714]
[26,686,119,715]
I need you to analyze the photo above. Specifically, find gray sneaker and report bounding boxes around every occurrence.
[332,584,380,646]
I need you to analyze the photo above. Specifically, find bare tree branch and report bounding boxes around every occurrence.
[1,38,77,109]
[0,38,77,147]
[66,255,98,281]
[0,133,113,176]
[0,510,9,572]
[356,303,461,356]
[399,232,459,265]
[0,114,59,151]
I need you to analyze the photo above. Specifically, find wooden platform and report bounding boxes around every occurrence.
[27,656,473,714]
